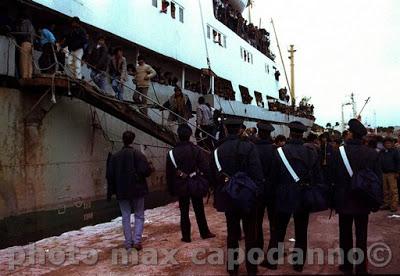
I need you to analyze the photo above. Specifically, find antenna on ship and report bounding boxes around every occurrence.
[271,18,291,101]
[341,102,352,131]
[288,45,297,106]
[248,0,254,24]
[357,96,371,121]
[350,92,357,118]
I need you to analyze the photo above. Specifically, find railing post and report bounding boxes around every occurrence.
[181,66,185,90]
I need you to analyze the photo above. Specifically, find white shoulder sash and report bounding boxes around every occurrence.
[277,147,300,182]
[214,149,222,172]
[168,150,178,168]
[339,146,353,177]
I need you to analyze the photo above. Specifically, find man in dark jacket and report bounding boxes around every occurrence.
[63,17,87,79]
[255,122,280,270]
[331,119,382,274]
[274,121,323,272]
[106,131,153,251]
[211,118,264,276]
[379,137,399,213]
[166,124,215,242]
[88,35,109,91]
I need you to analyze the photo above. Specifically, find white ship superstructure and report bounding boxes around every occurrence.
[31,0,279,100]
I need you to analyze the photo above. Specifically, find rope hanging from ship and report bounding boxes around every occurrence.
[197,0,236,117]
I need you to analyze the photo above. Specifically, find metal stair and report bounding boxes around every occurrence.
[19,76,178,146]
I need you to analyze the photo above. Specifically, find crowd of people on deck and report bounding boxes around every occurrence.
[268,100,315,120]
[107,111,399,275]
[213,0,275,60]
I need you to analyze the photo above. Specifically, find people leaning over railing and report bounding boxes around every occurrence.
[213,0,275,60]
[5,12,312,122]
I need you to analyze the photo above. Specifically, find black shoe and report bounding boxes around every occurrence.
[181,237,191,243]
[293,264,304,272]
[260,259,278,270]
[228,270,239,276]
[132,243,143,251]
[201,232,216,239]
[355,265,369,275]
[339,264,353,274]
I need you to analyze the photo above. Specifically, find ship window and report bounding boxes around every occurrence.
[208,25,226,48]
[171,2,176,18]
[161,0,169,13]
[179,7,184,22]
[254,91,264,108]
[239,85,253,105]
[241,47,253,64]
[215,77,235,101]
[152,0,157,8]
[265,63,269,74]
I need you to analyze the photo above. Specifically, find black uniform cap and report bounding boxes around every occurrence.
[288,121,307,133]
[223,118,244,127]
[177,123,193,137]
[348,119,367,137]
[257,122,275,132]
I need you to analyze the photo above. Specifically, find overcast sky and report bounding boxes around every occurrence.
[249,0,399,127]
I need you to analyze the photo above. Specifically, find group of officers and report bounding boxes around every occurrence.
[166,117,380,275]
[108,117,380,275]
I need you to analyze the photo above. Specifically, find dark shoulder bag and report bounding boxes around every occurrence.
[214,141,258,214]
[339,146,382,211]
[168,146,209,198]
[277,147,329,213]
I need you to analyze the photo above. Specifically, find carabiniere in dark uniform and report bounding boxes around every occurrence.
[331,119,383,274]
[274,121,323,272]
[254,122,280,270]
[211,118,264,276]
[166,124,215,243]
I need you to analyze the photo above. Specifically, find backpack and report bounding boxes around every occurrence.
[214,141,258,214]
[339,146,383,211]
[168,147,209,198]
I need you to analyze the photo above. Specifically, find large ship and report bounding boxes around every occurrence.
[0,0,314,248]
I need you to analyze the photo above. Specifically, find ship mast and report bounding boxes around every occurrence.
[288,45,296,106]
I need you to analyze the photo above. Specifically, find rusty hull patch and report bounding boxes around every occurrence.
[22,92,47,213]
